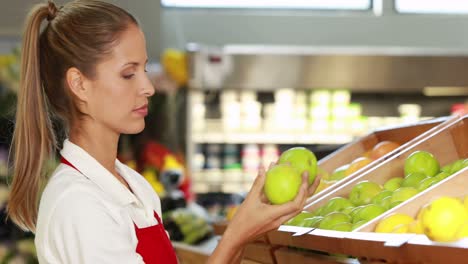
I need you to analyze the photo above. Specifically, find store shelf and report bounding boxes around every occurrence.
[191,131,355,145]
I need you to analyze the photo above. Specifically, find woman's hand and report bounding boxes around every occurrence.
[225,164,320,245]
[208,164,320,264]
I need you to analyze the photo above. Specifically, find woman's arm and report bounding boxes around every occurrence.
[207,165,320,264]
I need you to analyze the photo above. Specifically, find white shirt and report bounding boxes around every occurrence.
[35,139,163,264]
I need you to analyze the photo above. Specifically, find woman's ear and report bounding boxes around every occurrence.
[66,67,88,102]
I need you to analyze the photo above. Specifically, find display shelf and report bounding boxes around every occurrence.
[304,115,468,213]
[264,115,468,263]
[307,115,454,203]
[192,130,355,145]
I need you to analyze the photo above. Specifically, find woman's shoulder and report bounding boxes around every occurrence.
[39,164,107,216]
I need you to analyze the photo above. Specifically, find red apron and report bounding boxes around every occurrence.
[61,157,179,264]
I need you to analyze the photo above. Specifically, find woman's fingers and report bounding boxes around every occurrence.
[249,165,267,196]
[307,173,321,196]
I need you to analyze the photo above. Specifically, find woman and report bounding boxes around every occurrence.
[7,1,319,263]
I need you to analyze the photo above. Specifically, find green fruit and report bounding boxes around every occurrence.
[322,197,354,216]
[383,177,404,191]
[285,211,315,226]
[390,201,402,208]
[296,216,324,228]
[329,164,349,181]
[379,196,393,210]
[331,222,352,231]
[450,159,468,174]
[352,220,368,230]
[404,151,440,177]
[314,206,325,216]
[441,163,453,173]
[279,147,318,185]
[402,172,428,188]
[417,177,441,192]
[341,206,356,215]
[349,181,383,206]
[390,187,418,204]
[349,205,366,218]
[371,190,393,204]
[264,164,302,204]
[434,171,451,181]
[353,204,386,223]
[319,212,351,230]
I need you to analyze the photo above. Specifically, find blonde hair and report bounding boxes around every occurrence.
[8,0,138,232]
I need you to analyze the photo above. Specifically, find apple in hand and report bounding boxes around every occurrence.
[264,164,302,205]
[279,147,317,185]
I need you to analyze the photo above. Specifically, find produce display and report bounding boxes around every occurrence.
[376,195,468,242]
[313,141,400,195]
[163,208,213,245]
[285,151,468,232]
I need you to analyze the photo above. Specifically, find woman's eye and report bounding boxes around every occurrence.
[123,74,135,79]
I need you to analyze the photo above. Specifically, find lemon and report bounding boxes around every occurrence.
[392,224,409,233]
[421,197,468,242]
[456,222,468,240]
[463,195,468,212]
[408,220,424,234]
[375,213,414,233]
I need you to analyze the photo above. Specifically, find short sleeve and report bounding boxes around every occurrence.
[47,188,144,264]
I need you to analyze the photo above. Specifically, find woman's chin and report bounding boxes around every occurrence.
[121,120,146,134]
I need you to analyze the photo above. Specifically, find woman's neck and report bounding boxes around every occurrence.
[69,124,119,175]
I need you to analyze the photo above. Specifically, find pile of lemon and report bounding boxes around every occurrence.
[375,196,468,242]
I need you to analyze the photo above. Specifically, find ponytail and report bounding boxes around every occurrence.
[8,1,57,232]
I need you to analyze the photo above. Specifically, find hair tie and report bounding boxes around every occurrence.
[47,1,58,22]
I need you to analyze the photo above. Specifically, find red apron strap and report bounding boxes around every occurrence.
[60,156,81,173]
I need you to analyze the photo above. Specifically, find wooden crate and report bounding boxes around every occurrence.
[266,115,468,263]
[243,242,279,264]
[275,247,360,264]
[310,116,455,202]
[304,115,468,213]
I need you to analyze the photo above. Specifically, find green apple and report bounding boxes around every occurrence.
[331,222,352,232]
[450,159,468,174]
[417,177,440,192]
[349,181,383,206]
[434,171,451,181]
[349,205,366,219]
[371,190,393,207]
[314,206,325,216]
[390,187,418,205]
[353,204,386,223]
[379,196,393,210]
[264,164,302,204]
[404,151,440,177]
[328,164,349,181]
[285,211,315,226]
[402,172,428,188]
[383,177,404,191]
[322,197,354,216]
[318,212,351,230]
[296,216,324,228]
[352,220,368,230]
[441,163,453,173]
[278,147,317,185]
[341,206,356,216]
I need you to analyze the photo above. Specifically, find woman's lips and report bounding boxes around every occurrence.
[133,104,148,116]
